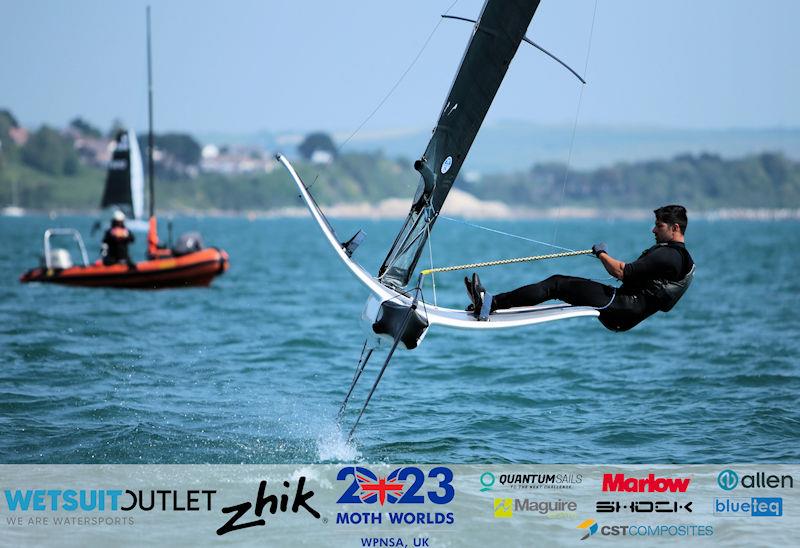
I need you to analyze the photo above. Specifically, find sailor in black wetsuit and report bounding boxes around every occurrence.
[101,210,136,269]
[465,205,695,331]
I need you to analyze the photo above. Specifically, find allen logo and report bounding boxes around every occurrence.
[717,469,793,491]
[494,498,513,518]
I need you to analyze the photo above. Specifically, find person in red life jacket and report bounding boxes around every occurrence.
[465,205,695,331]
[101,210,136,269]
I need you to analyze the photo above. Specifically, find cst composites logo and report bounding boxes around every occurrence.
[577,519,598,540]
[576,520,713,540]
[335,466,454,526]
[717,469,794,491]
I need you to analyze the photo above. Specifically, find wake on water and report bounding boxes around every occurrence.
[316,421,361,462]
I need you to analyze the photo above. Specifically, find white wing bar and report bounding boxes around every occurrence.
[276,153,599,330]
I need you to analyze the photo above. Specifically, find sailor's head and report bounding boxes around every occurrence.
[112,210,126,227]
[653,205,687,243]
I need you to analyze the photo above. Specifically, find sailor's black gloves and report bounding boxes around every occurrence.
[592,242,608,257]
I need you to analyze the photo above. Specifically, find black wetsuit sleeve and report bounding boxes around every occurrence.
[129,232,135,244]
[623,246,682,283]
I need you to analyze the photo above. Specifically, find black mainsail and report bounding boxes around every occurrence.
[378,0,542,289]
[100,128,145,222]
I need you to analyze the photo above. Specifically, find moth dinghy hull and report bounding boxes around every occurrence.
[276,154,598,350]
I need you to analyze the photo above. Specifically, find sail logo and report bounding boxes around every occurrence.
[441,156,453,174]
[483,472,582,490]
[336,467,454,506]
[601,473,690,493]
[717,469,793,491]
[480,472,495,492]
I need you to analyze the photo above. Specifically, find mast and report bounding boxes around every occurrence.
[146,5,155,218]
[377,0,542,289]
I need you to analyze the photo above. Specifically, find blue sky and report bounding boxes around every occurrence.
[2,0,799,135]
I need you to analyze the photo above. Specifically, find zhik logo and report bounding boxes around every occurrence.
[577,519,598,540]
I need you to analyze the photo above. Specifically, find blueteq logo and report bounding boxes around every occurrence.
[335,466,455,526]
[714,498,783,517]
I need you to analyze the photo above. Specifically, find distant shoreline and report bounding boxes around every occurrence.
[6,205,800,221]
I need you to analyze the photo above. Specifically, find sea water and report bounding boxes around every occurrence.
[1,214,798,463]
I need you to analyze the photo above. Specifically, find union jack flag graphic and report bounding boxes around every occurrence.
[353,467,406,505]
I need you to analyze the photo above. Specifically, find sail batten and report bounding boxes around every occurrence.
[378,0,542,289]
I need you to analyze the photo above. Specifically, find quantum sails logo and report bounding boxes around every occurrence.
[335,466,455,526]
[480,471,582,491]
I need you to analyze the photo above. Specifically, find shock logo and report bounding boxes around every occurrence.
[336,467,455,526]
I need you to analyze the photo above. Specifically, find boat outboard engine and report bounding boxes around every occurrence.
[47,248,73,270]
[172,232,204,256]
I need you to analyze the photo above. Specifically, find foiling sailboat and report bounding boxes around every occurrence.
[277,0,598,437]
[99,128,148,232]
[20,7,228,289]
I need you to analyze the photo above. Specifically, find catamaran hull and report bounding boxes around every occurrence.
[20,248,229,289]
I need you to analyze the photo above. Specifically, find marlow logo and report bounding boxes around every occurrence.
[577,519,598,540]
[494,498,513,518]
[602,474,690,493]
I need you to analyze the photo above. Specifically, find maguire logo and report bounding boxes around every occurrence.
[714,498,783,517]
[336,467,455,527]
[577,519,598,540]
[494,498,513,518]
[493,498,577,518]
[602,473,690,493]
[717,469,794,491]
